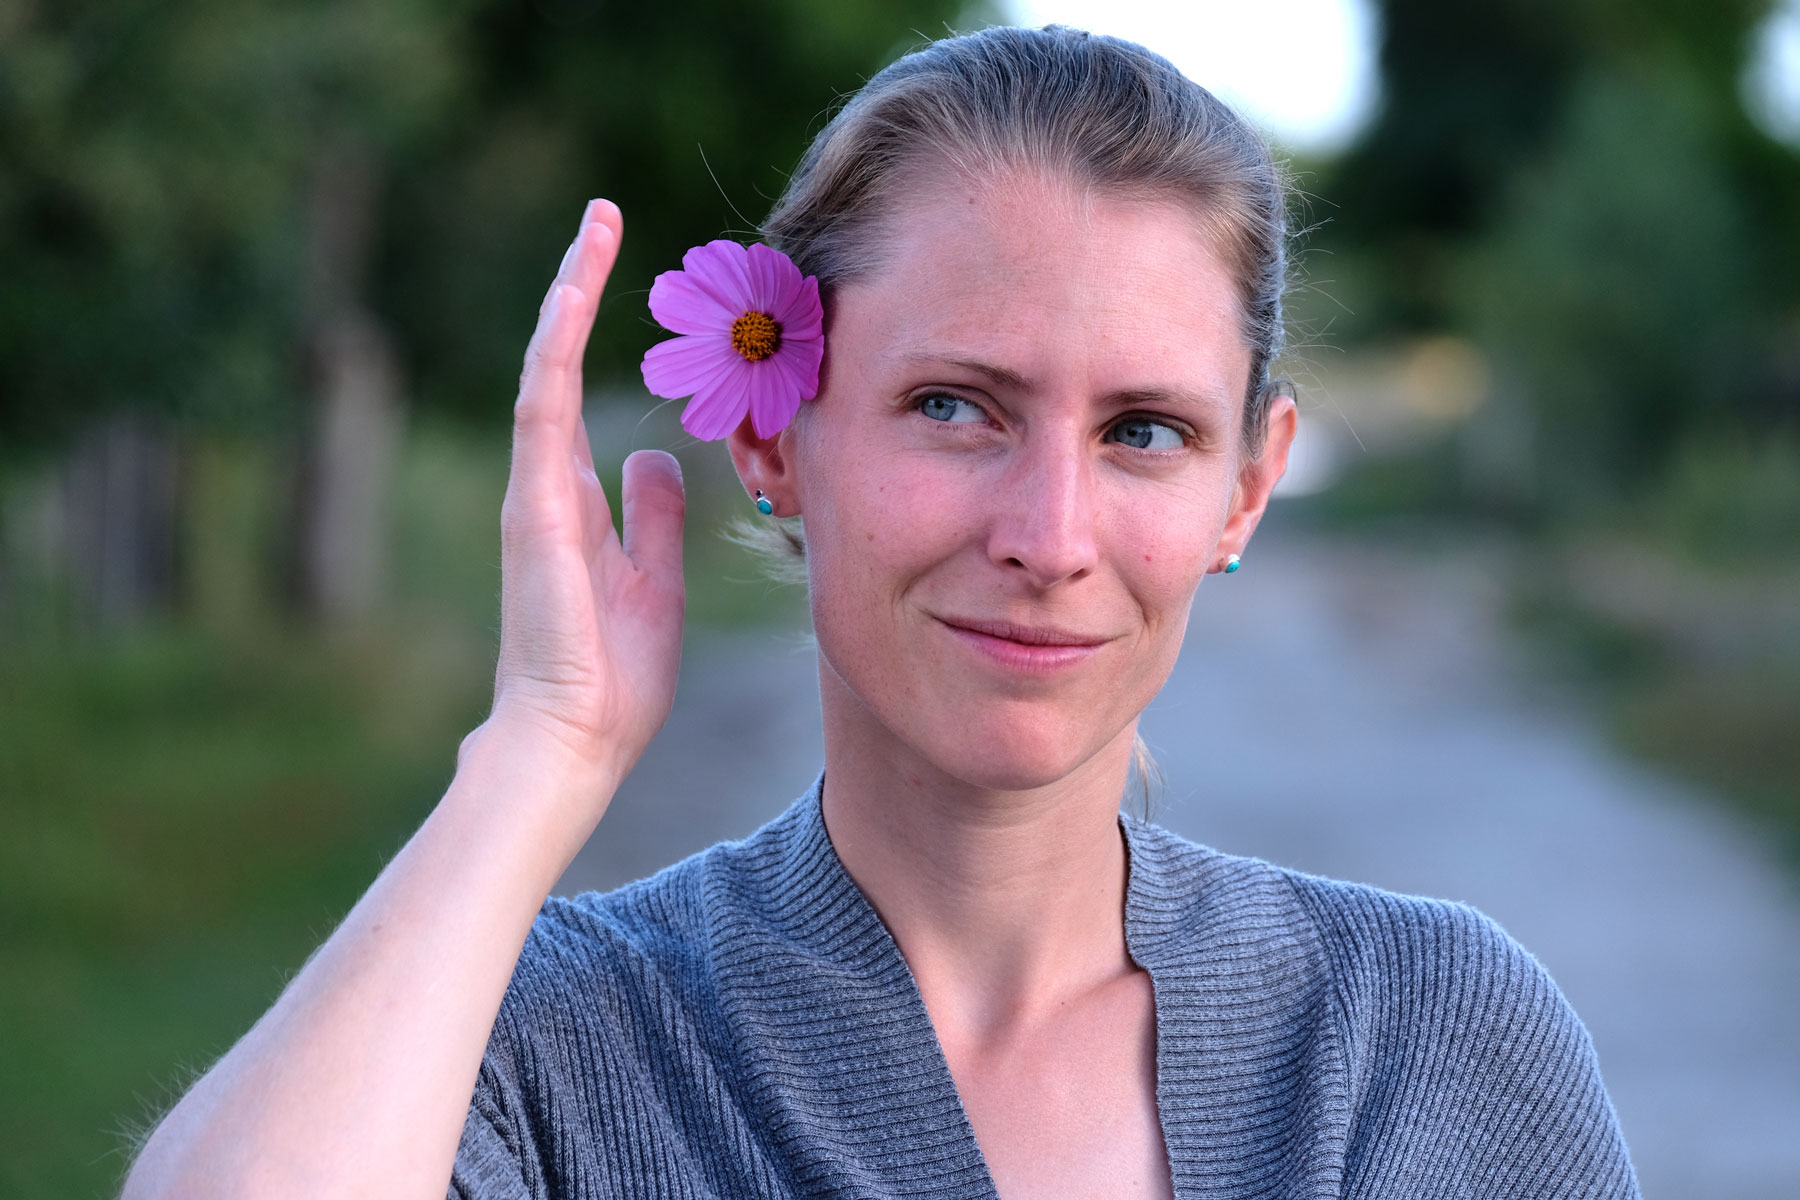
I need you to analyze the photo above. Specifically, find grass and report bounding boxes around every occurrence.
[0,624,486,1199]
[0,414,804,1198]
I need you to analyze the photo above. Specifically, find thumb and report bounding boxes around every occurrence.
[620,449,686,589]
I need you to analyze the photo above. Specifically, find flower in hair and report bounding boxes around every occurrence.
[640,240,824,441]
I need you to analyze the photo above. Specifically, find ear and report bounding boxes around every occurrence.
[1212,389,1298,572]
[725,415,802,518]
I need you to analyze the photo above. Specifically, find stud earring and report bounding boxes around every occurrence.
[753,489,774,516]
[1224,553,1241,574]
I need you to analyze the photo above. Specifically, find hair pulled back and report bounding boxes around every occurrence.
[762,23,1292,456]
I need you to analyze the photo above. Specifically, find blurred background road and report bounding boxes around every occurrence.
[4,1,1798,1197]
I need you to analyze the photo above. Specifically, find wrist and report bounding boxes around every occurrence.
[459,708,624,793]
[450,714,624,866]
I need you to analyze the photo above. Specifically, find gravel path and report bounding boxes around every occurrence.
[556,526,1800,1199]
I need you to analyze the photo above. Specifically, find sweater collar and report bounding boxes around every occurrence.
[711,775,1330,1199]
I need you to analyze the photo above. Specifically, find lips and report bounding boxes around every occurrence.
[934,614,1113,674]
[936,616,1110,647]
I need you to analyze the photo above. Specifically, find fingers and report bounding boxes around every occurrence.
[512,201,623,512]
[539,198,623,314]
[620,450,686,587]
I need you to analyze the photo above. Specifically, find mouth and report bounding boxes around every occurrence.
[934,615,1112,672]
[938,617,1110,646]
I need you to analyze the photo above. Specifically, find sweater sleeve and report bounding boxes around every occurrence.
[448,1055,538,1200]
[1291,877,1641,1199]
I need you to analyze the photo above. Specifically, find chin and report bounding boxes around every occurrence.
[915,718,1116,794]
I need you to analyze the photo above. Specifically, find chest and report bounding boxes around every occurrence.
[937,968,1173,1200]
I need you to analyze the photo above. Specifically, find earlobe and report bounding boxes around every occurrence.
[726,417,800,518]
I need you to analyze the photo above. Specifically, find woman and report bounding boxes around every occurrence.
[125,26,1640,1200]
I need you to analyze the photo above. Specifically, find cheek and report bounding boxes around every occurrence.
[797,430,924,630]
[805,453,979,614]
[797,395,984,579]
[1108,479,1228,609]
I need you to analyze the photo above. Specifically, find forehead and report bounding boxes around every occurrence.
[835,167,1249,400]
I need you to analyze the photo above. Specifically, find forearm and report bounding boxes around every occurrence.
[124,719,614,1200]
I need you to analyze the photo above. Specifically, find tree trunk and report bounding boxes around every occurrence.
[56,412,181,637]
[287,134,404,633]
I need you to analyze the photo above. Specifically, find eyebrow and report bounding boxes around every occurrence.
[898,352,1235,421]
[900,352,1029,390]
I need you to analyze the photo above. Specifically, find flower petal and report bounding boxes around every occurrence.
[777,332,825,400]
[771,270,822,340]
[760,337,815,407]
[742,364,789,440]
[641,333,737,399]
[748,361,806,438]
[648,268,736,335]
[681,359,755,441]
[745,242,803,319]
[679,240,756,316]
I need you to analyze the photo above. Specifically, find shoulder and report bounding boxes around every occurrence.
[490,789,825,1048]
[455,803,816,1195]
[1282,861,1553,1012]
[1282,866,1638,1195]
[1128,818,1584,1050]
[1275,863,1588,1082]
[1125,822,1640,1196]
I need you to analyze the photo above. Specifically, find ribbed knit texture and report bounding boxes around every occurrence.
[451,779,1639,1199]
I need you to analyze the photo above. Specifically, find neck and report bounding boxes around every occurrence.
[816,666,1140,1041]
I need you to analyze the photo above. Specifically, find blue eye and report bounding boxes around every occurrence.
[1107,417,1186,450]
[918,393,986,423]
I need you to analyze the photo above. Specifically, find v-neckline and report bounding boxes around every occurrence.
[815,792,1177,1199]
[709,777,1334,1200]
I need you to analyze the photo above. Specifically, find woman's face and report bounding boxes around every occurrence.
[747,168,1293,792]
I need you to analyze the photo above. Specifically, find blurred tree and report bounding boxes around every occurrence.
[381,0,980,423]
[1457,70,1757,508]
[0,0,467,631]
[1319,0,1800,511]
[0,0,464,452]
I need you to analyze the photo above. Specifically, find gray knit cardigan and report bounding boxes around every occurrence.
[451,779,1640,1198]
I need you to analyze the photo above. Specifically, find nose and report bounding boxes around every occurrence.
[985,428,1100,589]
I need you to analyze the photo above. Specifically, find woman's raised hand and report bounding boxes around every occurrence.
[120,200,684,1200]
[485,199,686,793]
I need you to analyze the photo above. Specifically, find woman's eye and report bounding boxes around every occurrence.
[1107,418,1186,450]
[918,393,986,423]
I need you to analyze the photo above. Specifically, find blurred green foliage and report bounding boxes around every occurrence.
[1460,73,1758,502]
[0,0,980,460]
[1653,435,1800,563]
[0,415,804,1198]
[0,621,482,1198]
[0,0,469,451]
[1313,0,1800,514]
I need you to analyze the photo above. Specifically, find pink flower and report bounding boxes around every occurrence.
[640,240,824,441]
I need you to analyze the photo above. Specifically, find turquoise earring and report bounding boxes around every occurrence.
[1224,553,1241,574]
[754,489,774,516]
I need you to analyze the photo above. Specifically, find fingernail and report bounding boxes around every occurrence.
[581,197,603,227]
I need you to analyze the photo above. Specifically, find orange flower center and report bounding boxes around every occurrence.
[730,311,781,362]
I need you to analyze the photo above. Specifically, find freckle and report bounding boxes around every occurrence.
[866,532,874,542]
